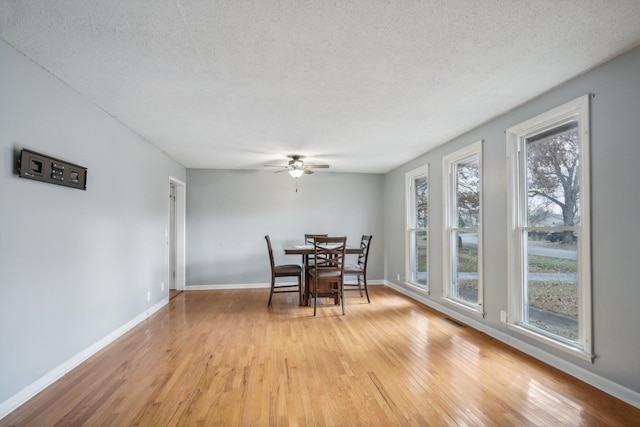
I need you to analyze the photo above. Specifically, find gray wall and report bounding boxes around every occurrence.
[186,169,384,287]
[0,40,186,405]
[384,46,640,397]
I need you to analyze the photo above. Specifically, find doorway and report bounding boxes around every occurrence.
[169,177,186,293]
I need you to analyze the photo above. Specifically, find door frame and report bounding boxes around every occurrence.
[169,176,186,291]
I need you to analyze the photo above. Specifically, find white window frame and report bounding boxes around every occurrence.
[506,94,593,362]
[442,141,484,316]
[405,164,430,292]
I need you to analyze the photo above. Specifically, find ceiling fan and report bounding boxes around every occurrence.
[264,155,329,178]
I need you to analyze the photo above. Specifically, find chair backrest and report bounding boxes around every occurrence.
[306,234,328,264]
[313,236,347,272]
[264,235,275,272]
[305,234,328,245]
[356,235,373,268]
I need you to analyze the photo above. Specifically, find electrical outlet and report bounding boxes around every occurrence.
[147,291,151,302]
[161,282,165,292]
[500,310,507,323]
[397,273,401,281]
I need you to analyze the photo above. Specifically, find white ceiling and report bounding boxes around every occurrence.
[1,1,640,173]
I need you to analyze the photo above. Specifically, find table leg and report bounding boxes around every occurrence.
[303,254,310,306]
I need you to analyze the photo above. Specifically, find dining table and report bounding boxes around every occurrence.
[283,243,363,305]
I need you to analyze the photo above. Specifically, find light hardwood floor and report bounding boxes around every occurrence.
[2,286,639,426]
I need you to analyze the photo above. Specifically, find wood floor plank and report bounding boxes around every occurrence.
[2,286,639,426]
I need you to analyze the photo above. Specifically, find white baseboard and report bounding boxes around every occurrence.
[383,280,640,409]
[0,297,169,421]
[187,282,271,290]
[186,280,385,291]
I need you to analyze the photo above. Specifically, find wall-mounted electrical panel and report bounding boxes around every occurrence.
[18,149,87,190]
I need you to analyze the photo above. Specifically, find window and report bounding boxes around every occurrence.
[405,165,429,290]
[506,95,592,361]
[443,141,483,315]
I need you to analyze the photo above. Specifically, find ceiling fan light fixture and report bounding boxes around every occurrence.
[265,155,329,179]
[288,168,304,178]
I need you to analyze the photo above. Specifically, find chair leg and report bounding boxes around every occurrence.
[313,281,317,316]
[298,274,303,306]
[341,284,346,315]
[362,274,370,303]
[267,277,274,307]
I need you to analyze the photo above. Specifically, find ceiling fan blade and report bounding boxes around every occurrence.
[264,164,286,168]
[304,169,314,174]
[305,164,329,168]
[274,169,288,173]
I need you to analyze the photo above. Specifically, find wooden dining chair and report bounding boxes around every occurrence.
[303,233,327,302]
[344,235,372,303]
[307,236,347,316]
[265,235,303,307]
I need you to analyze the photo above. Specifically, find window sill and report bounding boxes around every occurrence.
[442,297,484,318]
[507,322,595,363]
[405,282,429,295]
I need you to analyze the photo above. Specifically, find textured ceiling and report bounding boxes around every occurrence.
[1,1,640,173]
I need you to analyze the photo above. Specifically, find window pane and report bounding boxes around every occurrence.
[507,95,590,355]
[456,159,480,228]
[526,121,580,227]
[414,176,428,228]
[452,230,478,303]
[524,231,578,340]
[410,230,427,287]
